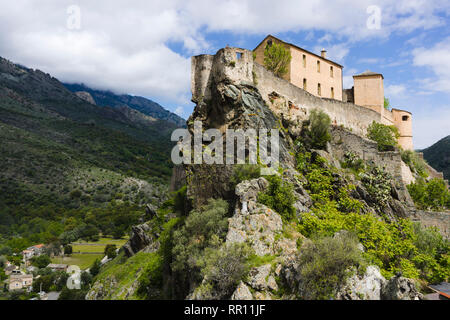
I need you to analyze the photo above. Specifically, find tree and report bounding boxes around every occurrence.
[263,41,292,77]
[31,254,51,269]
[367,121,399,151]
[384,97,390,110]
[104,244,117,259]
[89,259,101,277]
[308,109,331,149]
[63,245,73,255]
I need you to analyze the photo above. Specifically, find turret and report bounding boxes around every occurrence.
[392,109,413,150]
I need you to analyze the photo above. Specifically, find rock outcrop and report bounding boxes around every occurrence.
[75,91,96,105]
[122,222,159,257]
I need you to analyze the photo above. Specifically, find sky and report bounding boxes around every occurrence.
[0,0,449,149]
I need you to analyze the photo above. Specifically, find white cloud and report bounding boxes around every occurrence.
[385,84,407,98]
[0,0,448,109]
[174,106,184,117]
[413,37,450,93]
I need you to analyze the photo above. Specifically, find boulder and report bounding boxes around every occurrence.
[337,266,386,300]
[381,275,423,300]
[246,264,278,291]
[121,223,158,257]
[231,281,253,300]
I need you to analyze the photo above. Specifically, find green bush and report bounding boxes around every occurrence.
[195,243,252,299]
[230,164,261,188]
[104,244,117,259]
[341,151,365,173]
[412,223,449,283]
[307,109,331,149]
[359,166,392,210]
[296,233,366,300]
[367,121,399,151]
[136,252,163,299]
[171,199,229,275]
[258,175,296,221]
[263,41,292,77]
[408,178,450,211]
[401,150,428,178]
[31,254,51,268]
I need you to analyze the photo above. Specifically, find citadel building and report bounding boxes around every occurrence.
[253,35,413,150]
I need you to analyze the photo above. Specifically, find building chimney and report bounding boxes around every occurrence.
[321,49,327,58]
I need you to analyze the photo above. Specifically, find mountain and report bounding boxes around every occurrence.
[422,135,450,180]
[0,56,180,239]
[63,83,186,127]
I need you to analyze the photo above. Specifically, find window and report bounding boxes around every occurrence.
[317,60,320,73]
[402,115,409,121]
[267,39,273,47]
[318,83,321,96]
[331,87,334,99]
[303,54,306,68]
[236,52,243,60]
[303,78,307,90]
[330,66,334,78]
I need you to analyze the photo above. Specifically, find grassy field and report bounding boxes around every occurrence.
[51,254,103,270]
[51,237,128,269]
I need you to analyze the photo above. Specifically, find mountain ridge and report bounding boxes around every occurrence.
[63,83,186,127]
[422,135,450,180]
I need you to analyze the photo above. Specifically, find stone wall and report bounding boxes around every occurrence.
[329,126,414,206]
[254,62,383,137]
[411,210,450,240]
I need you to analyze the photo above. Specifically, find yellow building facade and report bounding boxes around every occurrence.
[253,35,413,150]
[254,35,343,101]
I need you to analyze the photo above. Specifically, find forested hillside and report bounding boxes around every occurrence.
[0,57,180,252]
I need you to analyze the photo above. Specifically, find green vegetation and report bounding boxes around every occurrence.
[367,121,399,151]
[401,150,428,178]
[263,41,292,77]
[384,97,390,110]
[258,175,296,221]
[230,164,261,189]
[0,59,176,257]
[31,254,51,268]
[408,178,450,211]
[359,166,392,210]
[341,151,365,174]
[92,252,158,300]
[104,244,117,259]
[296,233,366,300]
[194,243,252,299]
[299,109,331,150]
[172,199,229,275]
[295,150,449,282]
[51,254,103,270]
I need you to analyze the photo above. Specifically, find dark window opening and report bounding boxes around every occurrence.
[402,115,409,121]
[267,40,273,47]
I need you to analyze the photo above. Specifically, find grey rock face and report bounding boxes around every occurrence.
[381,275,423,300]
[337,266,386,300]
[75,91,96,105]
[122,223,158,257]
[231,281,253,300]
[247,264,278,291]
[227,202,283,256]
